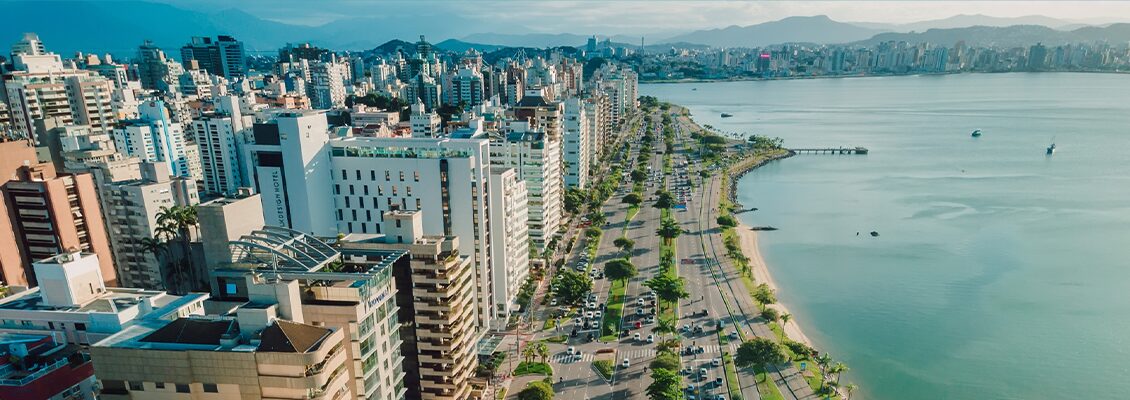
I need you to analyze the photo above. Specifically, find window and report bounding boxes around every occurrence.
[355,170,361,180]
[155,382,166,389]
[128,382,143,391]
[334,184,340,195]
[416,199,422,209]
[75,323,86,331]
[370,170,376,180]
[399,171,405,181]
[203,384,218,393]
[414,171,420,182]
[349,185,355,195]
[341,170,347,180]
[395,219,401,228]
[406,186,412,196]
[175,384,190,393]
[385,171,390,181]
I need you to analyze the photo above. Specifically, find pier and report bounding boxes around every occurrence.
[789,146,869,155]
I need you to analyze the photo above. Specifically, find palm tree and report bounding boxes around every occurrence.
[655,217,682,245]
[534,341,550,364]
[657,338,682,354]
[781,313,792,326]
[830,362,850,385]
[845,383,859,400]
[521,344,537,364]
[155,205,200,293]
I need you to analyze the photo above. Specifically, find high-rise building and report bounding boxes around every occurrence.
[451,66,484,107]
[563,97,590,189]
[244,110,336,235]
[0,155,116,286]
[190,96,252,197]
[100,162,199,291]
[0,331,98,400]
[112,100,191,178]
[491,120,563,250]
[1028,42,1048,70]
[179,35,246,79]
[488,167,530,328]
[135,41,184,92]
[308,59,348,109]
[408,101,441,138]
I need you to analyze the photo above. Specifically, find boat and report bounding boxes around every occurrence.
[692,88,698,91]
[870,231,880,237]
[720,113,733,118]
[1046,143,1056,155]
[971,129,982,137]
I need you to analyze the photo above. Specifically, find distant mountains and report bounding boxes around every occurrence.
[855,23,1130,48]
[1,1,1128,57]
[663,15,884,47]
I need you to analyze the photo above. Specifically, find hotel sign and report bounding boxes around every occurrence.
[257,166,290,227]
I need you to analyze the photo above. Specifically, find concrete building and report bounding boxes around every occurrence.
[487,167,529,328]
[179,35,247,79]
[190,96,253,197]
[244,110,336,236]
[327,135,494,333]
[309,60,348,110]
[451,66,484,107]
[111,100,191,178]
[0,251,207,346]
[408,101,441,138]
[562,97,590,189]
[339,211,479,400]
[0,332,97,400]
[1,159,116,286]
[2,49,115,141]
[100,162,199,291]
[490,121,563,250]
[92,316,349,400]
[197,194,264,272]
[208,227,406,400]
[136,41,185,92]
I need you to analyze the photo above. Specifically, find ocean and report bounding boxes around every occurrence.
[642,73,1130,399]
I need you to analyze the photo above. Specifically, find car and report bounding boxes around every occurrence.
[711,358,721,367]
[694,325,704,333]
[718,319,726,328]
[696,346,705,354]
[699,368,708,377]
[682,366,693,375]
[729,331,738,340]
[685,384,696,392]
[567,346,576,355]
[599,302,606,309]
[636,308,644,316]
[636,298,645,306]
[681,324,690,332]
[550,299,558,306]
[646,316,656,324]
[570,329,578,337]
[575,317,583,325]
[714,377,723,387]
[622,358,630,368]
[633,333,642,341]
[594,311,603,319]
[574,350,583,360]
[588,294,598,301]
[634,321,643,329]
[587,302,597,309]
[585,311,594,319]
[647,334,655,343]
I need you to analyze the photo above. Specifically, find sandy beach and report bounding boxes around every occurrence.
[735,204,815,347]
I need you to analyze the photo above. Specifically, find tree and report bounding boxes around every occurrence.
[564,188,588,215]
[631,169,648,183]
[533,341,550,364]
[830,362,850,385]
[784,340,815,360]
[585,227,602,240]
[653,190,676,209]
[604,258,637,284]
[622,193,642,205]
[649,351,681,371]
[735,338,790,369]
[716,215,738,228]
[656,338,682,354]
[521,344,538,364]
[517,380,554,400]
[644,274,689,319]
[753,283,777,305]
[155,205,200,294]
[781,313,792,326]
[761,308,780,323]
[845,383,859,400]
[587,210,607,227]
[554,270,593,305]
[613,237,635,254]
[645,368,681,400]
[656,217,682,244]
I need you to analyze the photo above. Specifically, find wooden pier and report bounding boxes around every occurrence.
[789,146,869,155]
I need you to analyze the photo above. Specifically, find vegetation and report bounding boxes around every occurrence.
[753,283,777,305]
[622,192,642,205]
[736,338,790,368]
[148,205,201,294]
[584,226,602,240]
[652,190,676,209]
[644,274,689,327]
[784,340,816,360]
[553,270,593,305]
[603,258,638,284]
[517,380,554,400]
[646,368,682,400]
[514,361,553,377]
[593,360,614,380]
[722,352,744,400]
[613,237,635,254]
[515,276,537,311]
[600,278,626,341]
[475,351,506,378]
[649,351,681,371]
[716,214,738,228]
[655,216,683,245]
[761,307,781,323]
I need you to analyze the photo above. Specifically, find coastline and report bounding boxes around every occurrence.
[642,69,1130,84]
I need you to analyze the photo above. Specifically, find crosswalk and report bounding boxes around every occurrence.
[551,353,595,363]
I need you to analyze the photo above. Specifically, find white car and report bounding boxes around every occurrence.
[594,311,603,319]
[622,358,630,368]
[585,311,594,319]
[647,334,655,343]
[567,346,576,355]
[634,333,642,342]
[711,358,721,367]
[550,298,558,306]
[636,298,645,306]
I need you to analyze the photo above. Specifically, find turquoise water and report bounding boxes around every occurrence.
[642,73,1130,400]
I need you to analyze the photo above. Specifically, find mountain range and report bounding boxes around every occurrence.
[1,1,1128,57]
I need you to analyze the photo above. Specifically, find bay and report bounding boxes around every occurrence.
[642,73,1130,399]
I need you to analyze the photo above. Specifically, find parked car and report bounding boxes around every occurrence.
[622,358,630,368]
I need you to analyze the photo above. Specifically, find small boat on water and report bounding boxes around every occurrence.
[692,88,698,91]
[870,231,880,237]
[720,113,733,118]
[971,129,982,137]
[1046,143,1056,155]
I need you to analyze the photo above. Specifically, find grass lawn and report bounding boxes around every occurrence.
[495,387,506,400]
[514,361,553,377]
[545,335,568,344]
[600,279,626,341]
[593,360,614,380]
[625,205,640,224]
[722,352,743,400]
[542,317,557,331]
[752,365,786,400]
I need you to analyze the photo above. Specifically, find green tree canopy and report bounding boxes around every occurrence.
[631,169,648,183]
[761,307,780,323]
[653,190,676,209]
[585,227,602,240]
[735,337,790,369]
[649,351,681,371]
[613,237,635,253]
[603,258,637,284]
[517,380,554,400]
[554,270,593,305]
[656,217,683,243]
[754,283,777,305]
[646,368,681,400]
[716,215,738,228]
[622,193,643,205]
[564,188,588,215]
[644,274,689,310]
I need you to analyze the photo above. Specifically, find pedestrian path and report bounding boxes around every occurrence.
[551,353,595,363]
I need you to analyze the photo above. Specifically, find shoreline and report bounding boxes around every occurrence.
[642,69,1130,85]
[722,151,816,347]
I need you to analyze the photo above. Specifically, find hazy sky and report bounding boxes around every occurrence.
[77,0,1130,34]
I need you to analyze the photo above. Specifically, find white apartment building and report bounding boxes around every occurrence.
[0,251,208,346]
[563,97,590,189]
[409,101,442,137]
[327,135,495,334]
[490,121,563,250]
[112,100,191,178]
[488,167,530,327]
[100,162,199,290]
[309,59,348,109]
[244,110,336,236]
[190,96,252,196]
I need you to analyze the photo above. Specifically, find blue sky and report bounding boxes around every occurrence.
[138,0,1130,32]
